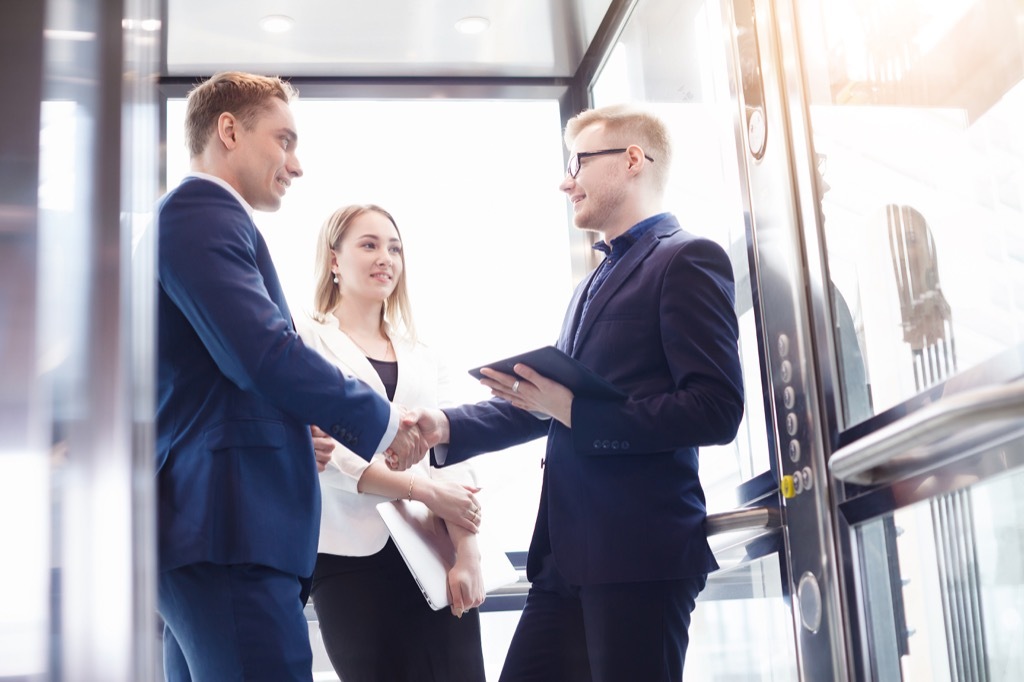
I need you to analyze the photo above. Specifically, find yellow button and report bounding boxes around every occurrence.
[781,475,796,499]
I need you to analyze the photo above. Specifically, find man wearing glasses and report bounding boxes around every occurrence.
[412,104,745,680]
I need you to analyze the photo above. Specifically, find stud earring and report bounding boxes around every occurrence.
[333,275,339,284]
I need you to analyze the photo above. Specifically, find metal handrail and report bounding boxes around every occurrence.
[486,577,530,598]
[706,506,780,535]
[482,507,781,600]
[829,380,1024,485]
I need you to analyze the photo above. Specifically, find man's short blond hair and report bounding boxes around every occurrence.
[564,104,672,191]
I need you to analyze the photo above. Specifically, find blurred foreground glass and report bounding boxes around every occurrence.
[798,0,1024,426]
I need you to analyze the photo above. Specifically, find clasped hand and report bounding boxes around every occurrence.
[309,425,335,472]
[424,479,482,534]
[383,406,431,470]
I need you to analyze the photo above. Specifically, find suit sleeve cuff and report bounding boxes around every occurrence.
[431,444,449,466]
[373,404,401,454]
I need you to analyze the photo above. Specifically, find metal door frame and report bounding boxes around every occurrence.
[721,0,852,677]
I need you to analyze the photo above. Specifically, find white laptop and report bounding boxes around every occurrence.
[377,497,520,611]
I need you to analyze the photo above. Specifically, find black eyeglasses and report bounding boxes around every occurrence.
[566,148,655,178]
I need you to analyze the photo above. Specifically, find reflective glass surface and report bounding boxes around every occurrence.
[857,460,1024,680]
[796,0,1024,426]
[592,0,770,510]
[685,553,798,681]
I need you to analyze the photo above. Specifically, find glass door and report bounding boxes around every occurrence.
[774,0,1024,679]
[791,0,1024,428]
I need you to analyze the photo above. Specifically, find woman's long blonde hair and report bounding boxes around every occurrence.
[312,204,415,340]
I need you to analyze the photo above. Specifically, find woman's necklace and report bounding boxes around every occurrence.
[342,328,394,361]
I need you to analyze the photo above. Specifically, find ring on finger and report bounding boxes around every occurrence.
[511,380,521,394]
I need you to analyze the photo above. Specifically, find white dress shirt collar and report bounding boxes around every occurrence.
[187,171,255,220]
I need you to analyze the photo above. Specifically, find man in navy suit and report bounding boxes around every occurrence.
[156,72,427,681]
[413,104,744,680]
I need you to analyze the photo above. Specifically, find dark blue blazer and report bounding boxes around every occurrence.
[442,214,744,585]
[156,177,392,578]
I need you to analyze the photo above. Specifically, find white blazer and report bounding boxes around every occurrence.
[295,311,477,557]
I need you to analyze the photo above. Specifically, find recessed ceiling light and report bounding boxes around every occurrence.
[259,14,295,34]
[122,19,160,31]
[44,29,95,41]
[454,16,490,35]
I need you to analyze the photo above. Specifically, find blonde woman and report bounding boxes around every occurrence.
[295,204,486,681]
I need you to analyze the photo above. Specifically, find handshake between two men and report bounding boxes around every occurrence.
[382,406,450,471]
[380,363,562,470]
[308,407,446,473]
[310,364,567,472]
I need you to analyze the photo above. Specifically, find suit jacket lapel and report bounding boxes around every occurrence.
[558,270,597,353]
[570,218,680,355]
[253,227,294,331]
[309,319,389,396]
[190,176,295,333]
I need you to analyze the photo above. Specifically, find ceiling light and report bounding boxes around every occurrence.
[121,18,161,31]
[454,16,490,35]
[44,29,95,42]
[259,14,295,34]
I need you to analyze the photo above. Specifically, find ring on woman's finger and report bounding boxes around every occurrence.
[511,380,521,393]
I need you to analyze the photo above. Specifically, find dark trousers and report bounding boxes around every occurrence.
[499,552,706,682]
[311,539,486,682]
[159,562,312,682]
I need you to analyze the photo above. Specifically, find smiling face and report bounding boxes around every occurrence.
[228,97,303,211]
[332,210,404,305]
[558,123,631,236]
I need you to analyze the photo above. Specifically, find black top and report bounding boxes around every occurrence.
[367,357,398,402]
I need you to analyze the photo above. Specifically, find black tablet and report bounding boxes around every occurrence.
[469,345,626,400]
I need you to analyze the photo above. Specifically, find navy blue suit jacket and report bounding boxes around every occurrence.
[441,214,744,585]
[156,177,392,578]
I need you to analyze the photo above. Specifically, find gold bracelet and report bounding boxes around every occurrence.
[407,475,415,501]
